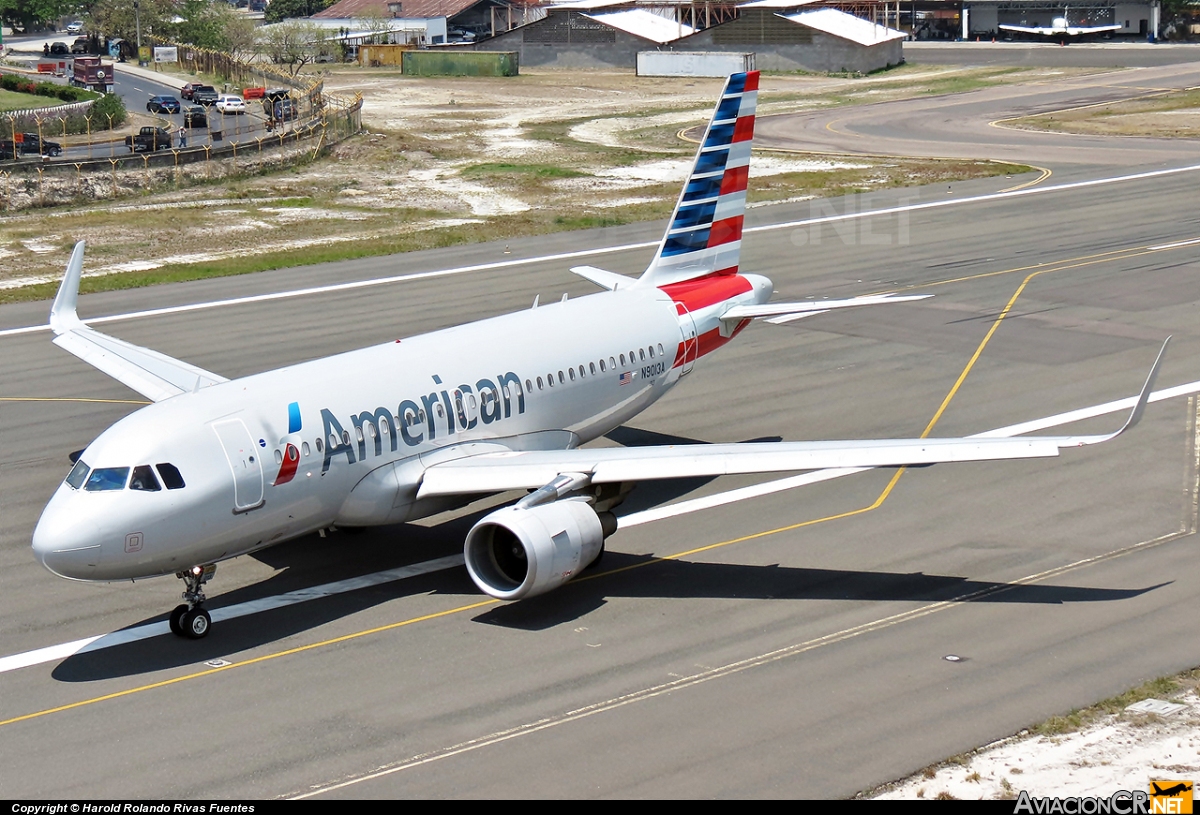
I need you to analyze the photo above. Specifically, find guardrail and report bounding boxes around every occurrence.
[2,99,95,120]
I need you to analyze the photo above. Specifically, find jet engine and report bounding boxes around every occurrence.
[464,500,617,600]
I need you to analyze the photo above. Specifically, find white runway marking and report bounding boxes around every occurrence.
[2,162,1199,339]
[3,380,1196,675]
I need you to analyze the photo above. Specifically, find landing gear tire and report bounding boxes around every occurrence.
[180,608,211,639]
[169,604,188,636]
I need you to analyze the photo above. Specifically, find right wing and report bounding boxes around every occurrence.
[417,338,1168,498]
[49,242,228,402]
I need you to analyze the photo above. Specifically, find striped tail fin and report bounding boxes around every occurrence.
[636,70,758,289]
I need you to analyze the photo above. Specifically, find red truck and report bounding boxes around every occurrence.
[70,56,113,93]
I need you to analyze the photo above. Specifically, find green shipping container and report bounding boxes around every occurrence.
[400,50,519,77]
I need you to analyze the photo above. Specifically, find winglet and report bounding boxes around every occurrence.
[49,241,86,335]
[1069,337,1169,447]
[1112,336,1170,439]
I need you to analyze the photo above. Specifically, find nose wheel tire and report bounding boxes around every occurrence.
[180,608,211,639]
[169,604,188,635]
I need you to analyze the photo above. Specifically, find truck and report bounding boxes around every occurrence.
[125,127,173,152]
[71,56,113,93]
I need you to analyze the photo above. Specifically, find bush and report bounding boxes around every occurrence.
[89,93,127,128]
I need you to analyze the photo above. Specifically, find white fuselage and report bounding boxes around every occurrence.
[32,278,769,582]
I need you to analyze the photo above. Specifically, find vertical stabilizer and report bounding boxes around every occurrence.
[636,71,758,289]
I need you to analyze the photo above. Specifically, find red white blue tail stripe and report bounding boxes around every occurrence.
[638,71,758,289]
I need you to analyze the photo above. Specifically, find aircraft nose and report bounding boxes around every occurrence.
[32,496,104,579]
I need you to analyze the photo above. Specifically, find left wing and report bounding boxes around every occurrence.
[49,242,228,402]
[418,338,1167,499]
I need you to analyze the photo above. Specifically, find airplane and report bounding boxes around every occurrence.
[1151,783,1193,797]
[999,7,1121,39]
[32,70,1168,640]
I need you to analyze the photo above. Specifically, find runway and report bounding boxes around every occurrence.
[2,65,1200,798]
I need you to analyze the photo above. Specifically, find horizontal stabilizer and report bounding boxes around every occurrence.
[721,293,931,327]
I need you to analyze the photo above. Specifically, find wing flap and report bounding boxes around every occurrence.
[416,437,1068,498]
[48,241,228,402]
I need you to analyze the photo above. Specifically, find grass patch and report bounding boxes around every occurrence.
[1031,671,1197,737]
[0,89,62,113]
[1005,87,1200,138]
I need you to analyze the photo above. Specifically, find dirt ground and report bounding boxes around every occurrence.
[0,65,1072,293]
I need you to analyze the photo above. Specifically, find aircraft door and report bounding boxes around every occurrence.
[212,418,265,512]
[675,302,698,375]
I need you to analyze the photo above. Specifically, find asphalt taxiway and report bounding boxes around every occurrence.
[1,63,1200,798]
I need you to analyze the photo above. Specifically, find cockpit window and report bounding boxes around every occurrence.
[65,459,90,490]
[84,467,129,492]
[129,465,161,492]
[155,463,186,490]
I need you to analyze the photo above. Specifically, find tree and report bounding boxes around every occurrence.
[263,0,336,25]
[88,0,180,44]
[257,19,329,76]
[0,0,77,32]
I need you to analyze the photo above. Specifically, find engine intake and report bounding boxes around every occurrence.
[464,500,616,601]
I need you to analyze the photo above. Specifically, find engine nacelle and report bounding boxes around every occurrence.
[464,500,616,601]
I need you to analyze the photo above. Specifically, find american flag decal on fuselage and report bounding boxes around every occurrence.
[639,71,758,288]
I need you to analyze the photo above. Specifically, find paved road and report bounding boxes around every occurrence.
[1,68,1199,798]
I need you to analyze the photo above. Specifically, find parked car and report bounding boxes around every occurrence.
[65,21,84,34]
[215,94,245,115]
[272,98,297,122]
[147,95,181,114]
[20,133,63,157]
[49,42,69,55]
[70,37,90,55]
[0,141,15,161]
[191,85,219,106]
[183,105,207,129]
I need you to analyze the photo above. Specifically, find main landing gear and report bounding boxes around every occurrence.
[169,563,216,639]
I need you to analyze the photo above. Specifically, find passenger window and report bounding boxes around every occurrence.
[274,449,283,465]
[328,433,338,449]
[288,445,299,461]
[315,438,324,453]
[620,354,626,366]
[579,365,585,378]
[537,376,543,390]
[356,426,365,442]
[156,463,186,490]
[558,371,564,384]
[658,343,664,356]
[610,356,616,369]
[65,459,90,490]
[302,442,311,457]
[85,467,129,492]
[525,380,532,393]
[569,368,575,382]
[648,346,655,359]
[599,359,606,372]
[639,349,645,361]
[129,465,161,492]
[590,362,596,375]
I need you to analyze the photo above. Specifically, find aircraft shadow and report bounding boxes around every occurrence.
[471,553,1169,630]
[52,544,1165,680]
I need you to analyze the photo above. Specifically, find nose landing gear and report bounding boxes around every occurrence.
[169,564,216,639]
